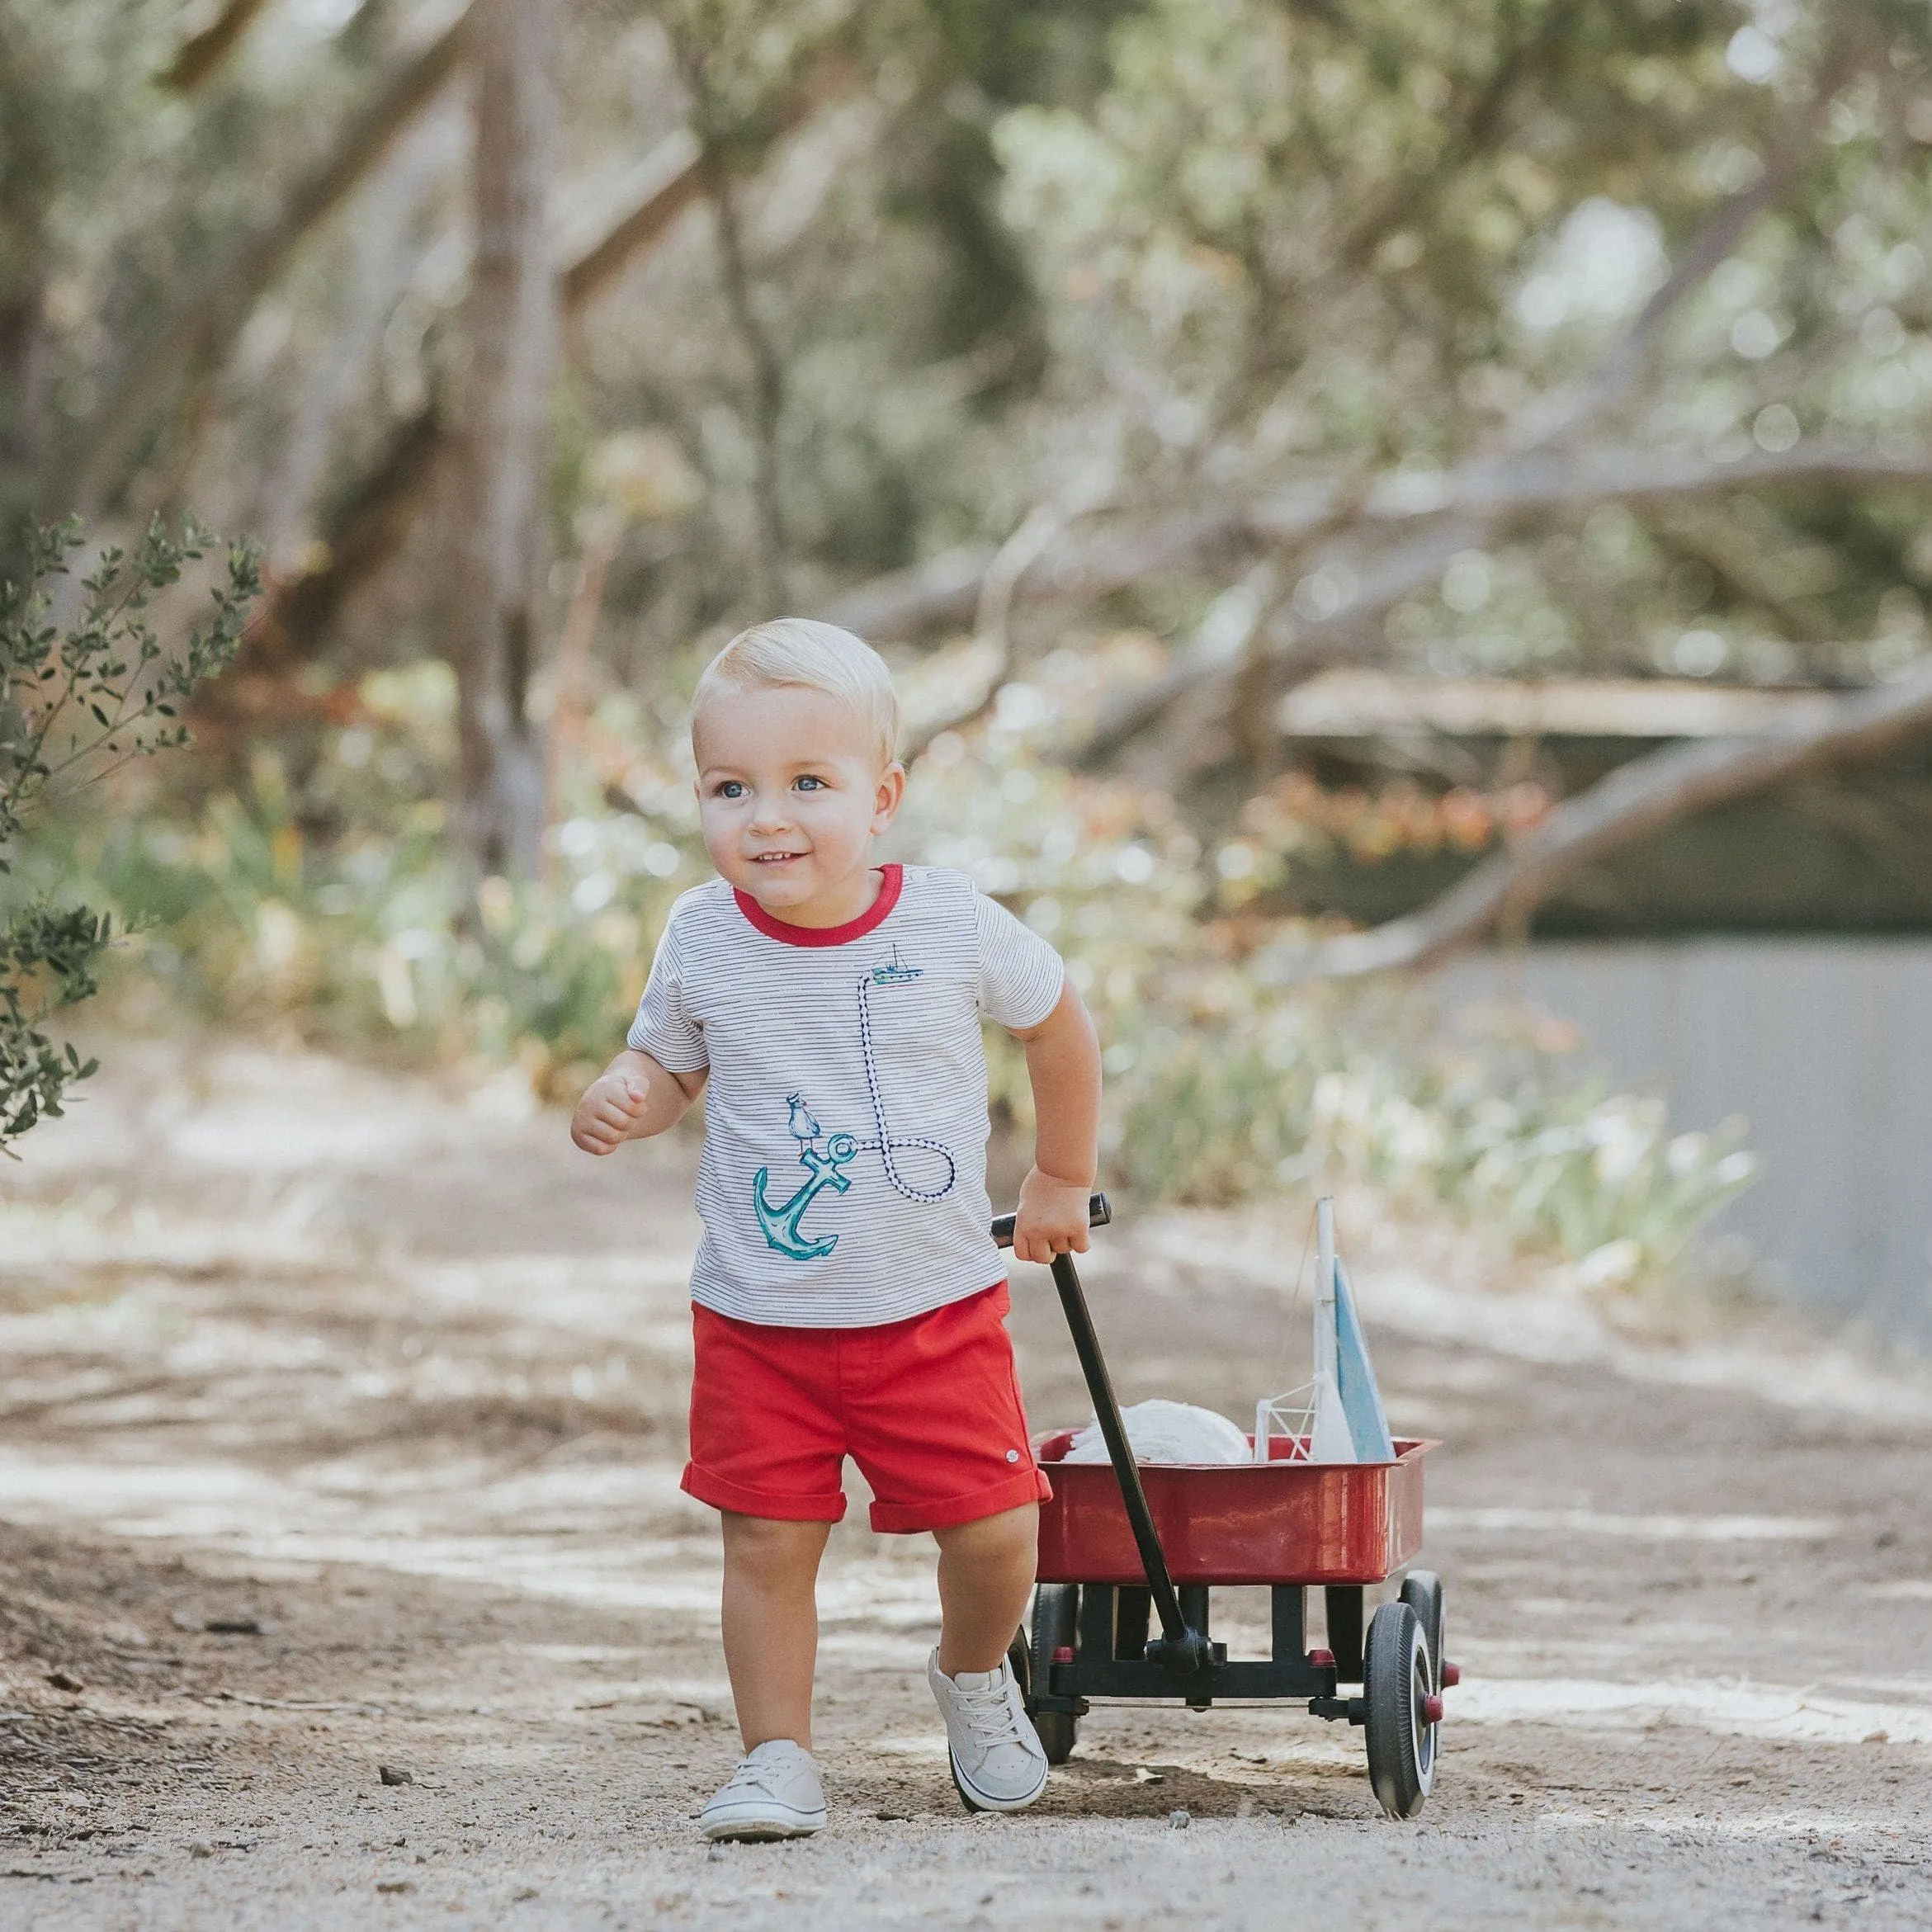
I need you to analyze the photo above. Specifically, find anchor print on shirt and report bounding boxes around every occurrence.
[752,1092,858,1260]
[749,944,952,1259]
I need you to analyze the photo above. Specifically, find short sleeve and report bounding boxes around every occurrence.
[626,909,709,1072]
[975,890,1065,1031]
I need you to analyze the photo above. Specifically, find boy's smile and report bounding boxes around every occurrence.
[693,684,905,928]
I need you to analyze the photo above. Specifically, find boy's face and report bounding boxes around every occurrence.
[692,683,905,925]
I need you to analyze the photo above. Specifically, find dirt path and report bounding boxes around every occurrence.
[1,1037,1929,1929]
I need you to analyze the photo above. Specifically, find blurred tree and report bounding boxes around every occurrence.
[210,8,858,721]
[3,0,1932,957]
[0,1,113,569]
[54,4,476,520]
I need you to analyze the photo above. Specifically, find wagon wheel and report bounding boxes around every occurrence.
[1004,1624,1031,1698]
[1363,1600,1436,1819]
[1027,1584,1080,1764]
[1400,1570,1444,1682]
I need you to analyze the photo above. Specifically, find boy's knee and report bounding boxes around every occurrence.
[721,1512,828,1580]
[937,1502,1038,1566]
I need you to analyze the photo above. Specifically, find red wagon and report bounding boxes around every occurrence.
[994,1197,1454,1820]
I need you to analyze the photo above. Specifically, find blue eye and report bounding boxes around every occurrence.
[795,775,825,791]
[716,780,745,800]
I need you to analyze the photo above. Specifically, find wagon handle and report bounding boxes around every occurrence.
[990,1193,1212,1680]
[989,1192,1112,1250]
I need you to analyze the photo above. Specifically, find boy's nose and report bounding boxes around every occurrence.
[748,798,794,833]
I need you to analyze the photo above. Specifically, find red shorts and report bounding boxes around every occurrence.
[683,1282,1054,1533]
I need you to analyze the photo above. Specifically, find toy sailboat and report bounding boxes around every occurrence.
[1253,1197,1396,1465]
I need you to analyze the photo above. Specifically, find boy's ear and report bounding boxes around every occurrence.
[871,760,907,832]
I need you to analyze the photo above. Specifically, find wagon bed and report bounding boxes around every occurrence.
[1034,1431,1435,1588]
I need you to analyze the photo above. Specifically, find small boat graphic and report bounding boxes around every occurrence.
[871,945,923,986]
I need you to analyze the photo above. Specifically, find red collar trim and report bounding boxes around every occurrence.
[733,863,903,947]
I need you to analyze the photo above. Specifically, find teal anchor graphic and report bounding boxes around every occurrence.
[753,1092,858,1259]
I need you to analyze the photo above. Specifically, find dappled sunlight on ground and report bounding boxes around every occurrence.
[0,1036,1928,1926]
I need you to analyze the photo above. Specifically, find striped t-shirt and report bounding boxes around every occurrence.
[628,862,1065,1327]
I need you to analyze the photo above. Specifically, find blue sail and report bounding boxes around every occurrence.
[1333,1259,1396,1462]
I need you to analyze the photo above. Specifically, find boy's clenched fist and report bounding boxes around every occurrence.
[571,1070,649,1155]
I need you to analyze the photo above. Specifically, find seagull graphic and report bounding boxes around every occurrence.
[785,1092,823,1143]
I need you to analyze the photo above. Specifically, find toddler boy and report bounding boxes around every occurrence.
[571,618,1101,1839]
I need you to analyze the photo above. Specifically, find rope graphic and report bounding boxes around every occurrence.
[853,970,957,1202]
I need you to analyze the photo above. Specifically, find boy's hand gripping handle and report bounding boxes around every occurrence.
[989,1191,1112,1250]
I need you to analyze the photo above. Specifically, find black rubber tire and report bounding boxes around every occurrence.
[1027,1584,1080,1764]
[1034,1708,1077,1765]
[1363,1600,1435,1820]
[1400,1570,1444,1681]
[1005,1624,1031,1699]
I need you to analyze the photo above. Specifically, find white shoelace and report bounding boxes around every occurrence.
[717,1752,800,1799]
[952,1679,1028,1750]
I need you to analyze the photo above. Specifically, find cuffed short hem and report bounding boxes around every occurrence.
[867,1467,1052,1534]
[681,1462,848,1523]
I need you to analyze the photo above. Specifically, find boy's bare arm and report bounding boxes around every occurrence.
[571,1047,706,1155]
[1007,983,1102,1266]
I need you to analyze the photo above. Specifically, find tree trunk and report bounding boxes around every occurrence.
[0,23,53,574]
[446,0,557,881]
[0,283,49,569]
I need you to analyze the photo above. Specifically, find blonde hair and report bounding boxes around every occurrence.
[692,617,900,768]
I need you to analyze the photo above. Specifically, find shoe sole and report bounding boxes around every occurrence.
[702,1817,825,1842]
[701,1807,826,1842]
[948,1751,1048,1815]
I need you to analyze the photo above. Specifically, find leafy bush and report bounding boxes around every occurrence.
[1103,987,1755,1282]
[0,517,258,1148]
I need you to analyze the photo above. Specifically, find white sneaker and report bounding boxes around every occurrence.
[928,1649,1049,1813]
[699,1740,827,1841]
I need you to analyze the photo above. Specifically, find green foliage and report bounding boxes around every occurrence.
[43,662,690,1099]
[978,0,1932,684]
[9,0,1843,1265]
[56,644,1755,1284]
[0,515,259,1147]
[11,0,1927,697]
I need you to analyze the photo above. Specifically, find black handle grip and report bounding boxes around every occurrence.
[990,1191,1111,1249]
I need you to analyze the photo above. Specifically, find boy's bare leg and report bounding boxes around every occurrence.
[933,1503,1039,1675]
[720,1513,831,1750]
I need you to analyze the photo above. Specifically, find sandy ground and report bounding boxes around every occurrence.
[0,1036,1929,1930]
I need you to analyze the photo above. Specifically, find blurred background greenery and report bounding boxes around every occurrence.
[20,0,1932,1295]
